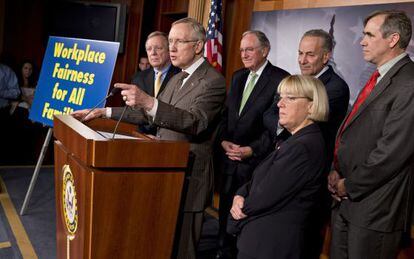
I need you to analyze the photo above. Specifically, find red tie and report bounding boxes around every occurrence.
[333,70,380,170]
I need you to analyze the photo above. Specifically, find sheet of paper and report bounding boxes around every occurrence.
[96,131,142,140]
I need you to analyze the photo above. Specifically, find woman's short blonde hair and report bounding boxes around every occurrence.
[277,75,329,122]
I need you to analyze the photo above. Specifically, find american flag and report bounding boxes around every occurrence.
[205,0,223,73]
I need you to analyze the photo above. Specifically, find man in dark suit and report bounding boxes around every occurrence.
[73,18,226,259]
[263,29,350,164]
[130,31,180,134]
[329,10,414,259]
[216,30,289,259]
[297,30,350,165]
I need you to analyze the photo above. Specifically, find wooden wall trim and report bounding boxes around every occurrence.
[254,0,414,11]
[223,0,255,87]
[203,0,211,28]
[188,0,206,23]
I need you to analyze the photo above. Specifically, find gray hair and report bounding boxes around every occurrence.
[172,17,206,43]
[302,29,334,53]
[242,30,271,50]
[364,10,412,50]
[146,31,168,48]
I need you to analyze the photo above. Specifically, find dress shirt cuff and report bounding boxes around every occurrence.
[105,107,112,118]
[146,98,158,119]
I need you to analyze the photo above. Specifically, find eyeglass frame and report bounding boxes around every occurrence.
[276,95,312,103]
[168,38,200,47]
[239,46,263,54]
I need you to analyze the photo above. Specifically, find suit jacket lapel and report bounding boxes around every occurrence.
[171,61,209,105]
[145,70,155,96]
[343,56,411,131]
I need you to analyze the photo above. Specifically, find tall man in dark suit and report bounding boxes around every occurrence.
[329,10,414,259]
[216,30,289,259]
[262,29,350,164]
[130,31,180,134]
[73,18,226,259]
[297,30,350,164]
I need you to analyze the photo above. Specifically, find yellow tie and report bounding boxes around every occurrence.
[154,71,162,97]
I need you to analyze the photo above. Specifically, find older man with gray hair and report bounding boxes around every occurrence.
[215,30,289,259]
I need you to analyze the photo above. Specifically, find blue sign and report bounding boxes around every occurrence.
[29,36,119,127]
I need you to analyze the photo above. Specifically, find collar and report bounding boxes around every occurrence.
[315,65,329,78]
[377,53,407,81]
[286,123,320,142]
[154,63,172,75]
[183,57,205,77]
[250,60,268,78]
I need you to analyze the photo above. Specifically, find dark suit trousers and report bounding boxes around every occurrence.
[177,211,203,259]
[237,251,256,259]
[330,209,402,259]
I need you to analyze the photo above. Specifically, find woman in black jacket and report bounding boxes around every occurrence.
[228,75,329,259]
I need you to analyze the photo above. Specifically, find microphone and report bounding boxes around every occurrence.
[81,87,121,121]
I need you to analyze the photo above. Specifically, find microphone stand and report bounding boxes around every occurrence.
[111,105,128,139]
[81,88,120,121]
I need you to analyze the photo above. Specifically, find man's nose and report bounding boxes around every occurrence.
[360,36,367,46]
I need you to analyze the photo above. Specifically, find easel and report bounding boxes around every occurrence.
[20,127,53,215]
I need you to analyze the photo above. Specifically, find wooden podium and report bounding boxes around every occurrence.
[53,115,190,259]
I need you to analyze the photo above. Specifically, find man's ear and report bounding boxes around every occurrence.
[322,51,331,65]
[194,40,204,55]
[388,32,400,49]
[261,47,270,58]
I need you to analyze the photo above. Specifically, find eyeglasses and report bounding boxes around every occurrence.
[277,95,311,103]
[240,46,262,54]
[168,38,199,47]
[145,46,165,53]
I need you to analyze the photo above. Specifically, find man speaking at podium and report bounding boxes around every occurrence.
[130,31,180,135]
[72,17,226,259]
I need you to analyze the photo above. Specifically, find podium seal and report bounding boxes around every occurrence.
[62,165,78,235]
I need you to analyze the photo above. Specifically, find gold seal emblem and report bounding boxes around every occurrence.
[62,165,78,235]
